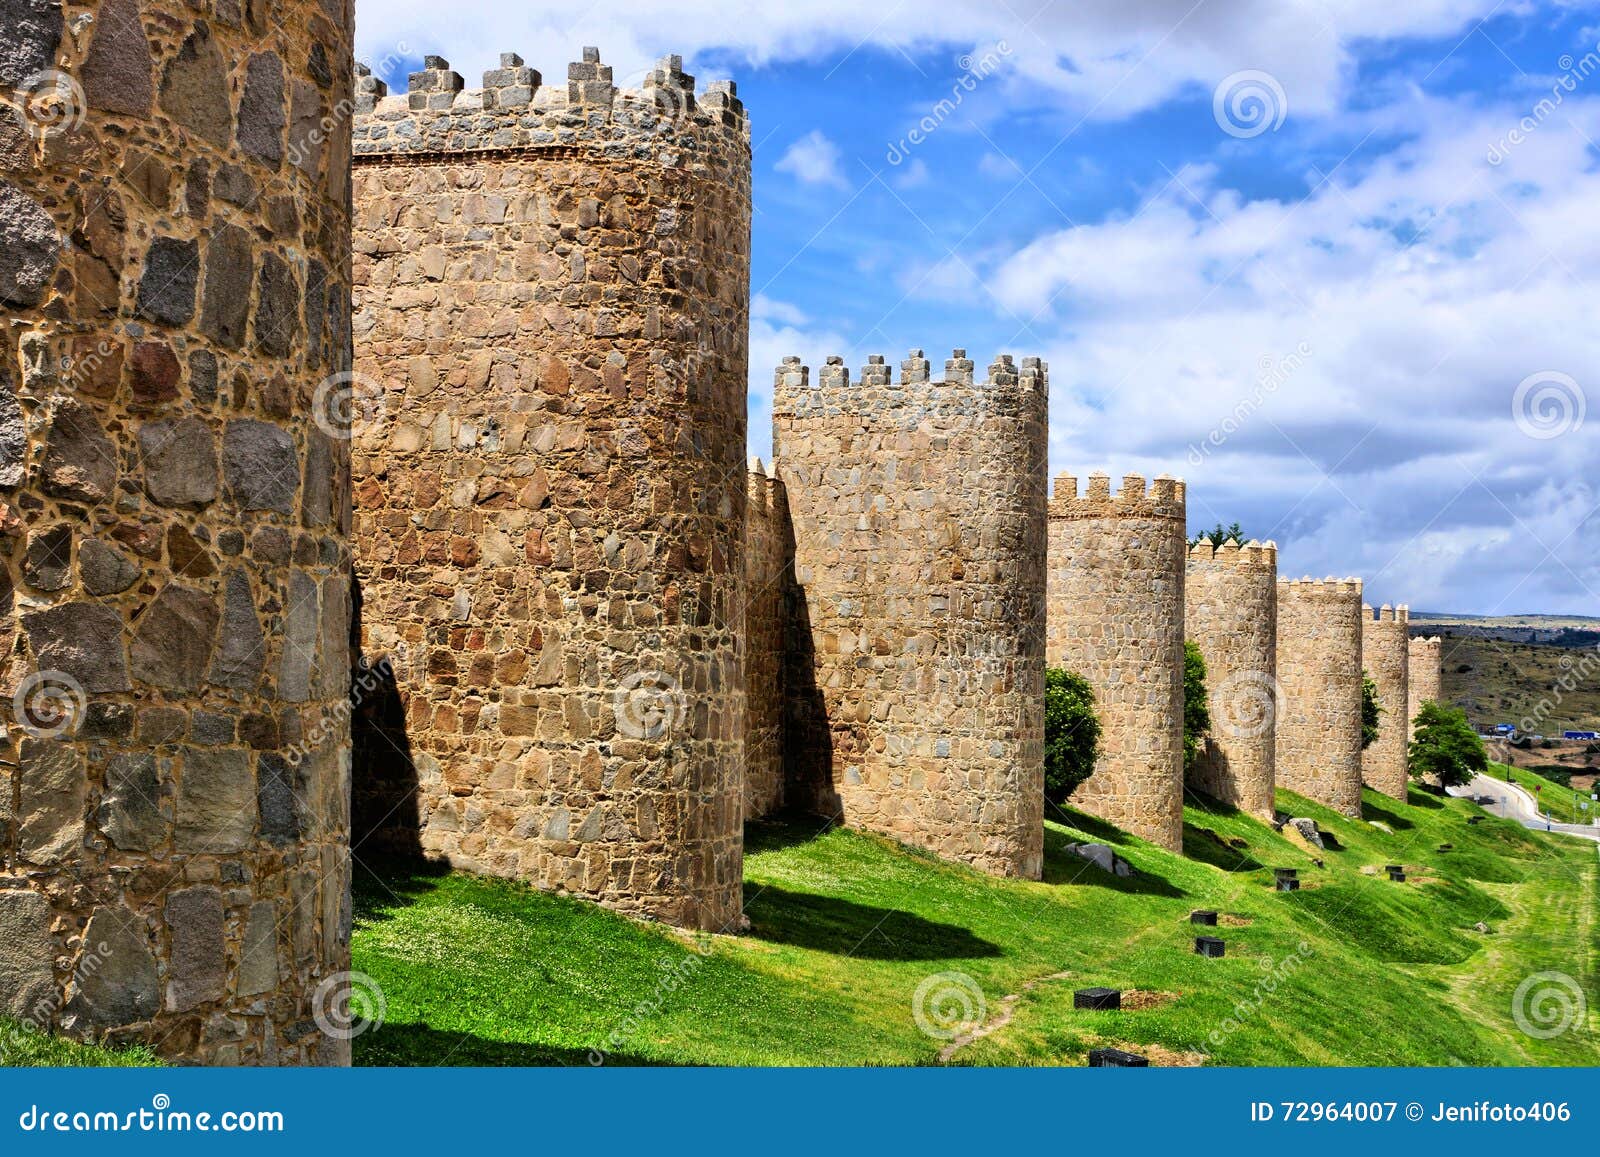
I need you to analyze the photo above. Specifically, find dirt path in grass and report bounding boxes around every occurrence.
[938,970,1075,1063]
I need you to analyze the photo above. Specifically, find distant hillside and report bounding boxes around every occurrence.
[1411,612,1600,647]
[1412,624,1600,780]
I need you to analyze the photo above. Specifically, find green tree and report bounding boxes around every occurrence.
[1361,671,1382,749]
[1191,521,1244,547]
[1183,641,1210,771]
[1044,667,1100,806]
[1408,701,1488,787]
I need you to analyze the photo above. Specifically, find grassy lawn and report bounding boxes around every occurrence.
[0,1020,158,1067]
[352,783,1600,1066]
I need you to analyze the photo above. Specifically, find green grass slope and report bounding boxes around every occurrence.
[0,1021,158,1067]
[352,781,1598,1067]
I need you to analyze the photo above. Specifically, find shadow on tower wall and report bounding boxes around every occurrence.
[776,496,837,822]
[349,573,424,859]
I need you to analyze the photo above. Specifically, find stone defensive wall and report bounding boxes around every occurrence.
[742,458,792,820]
[1183,539,1278,818]
[771,350,1047,879]
[1407,634,1443,742]
[0,0,354,1062]
[1046,472,1187,851]
[1361,603,1410,799]
[348,49,751,931]
[1275,578,1365,816]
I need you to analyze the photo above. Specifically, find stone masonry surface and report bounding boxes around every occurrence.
[1361,604,1410,799]
[1275,578,1365,816]
[1407,634,1442,743]
[772,351,1047,879]
[349,50,751,931]
[0,0,354,1064]
[742,459,790,820]
[1184,539,1277,818]
[1047,473,1187,851]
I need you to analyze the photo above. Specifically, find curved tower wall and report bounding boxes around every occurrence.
[773,350,1047,878]
[1046,472,1187,851]
[349,50,751,930]
[1362,603,1410,799]
[0,0,354,1063]
[1275,578,1365,816]
[1184,539,1278,818]
[1407,634,1443,743]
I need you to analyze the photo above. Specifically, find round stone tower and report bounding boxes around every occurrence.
[0,1,354,1063]
[1184,538,1278,819]
[1361,603,1410,799]
[1407,634,1443,742]
[1046,472,1187,851]
[1275,578,1365,816]
[773,350,1048,879]
[349,50,750,930]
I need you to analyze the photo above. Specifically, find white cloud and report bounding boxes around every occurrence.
[775,129,849,189]
[893,157,931,189]
[354,0,1523,123]
[973,91,1600,612]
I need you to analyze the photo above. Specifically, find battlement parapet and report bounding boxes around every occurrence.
[1049,471,1186,522]
[1278,575,1364,599]
[1186,538,1277,569]
[773,350,1046,428]
[354,48,747,161]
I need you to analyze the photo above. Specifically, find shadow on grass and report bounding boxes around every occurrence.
[1405,786,1445,809]
[354,1022,669,1067]
[1183,825,1266,873]
[1362,800,1415,831]
[1040,825,1186,897]
[742,884,1003,960]
[353,855,452,924]
[744,813,845,855]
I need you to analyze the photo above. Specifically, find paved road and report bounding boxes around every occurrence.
[1452,775,1600,844]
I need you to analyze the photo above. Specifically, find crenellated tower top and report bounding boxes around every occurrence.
[1048,471,1186,522]
[353,48,747,159]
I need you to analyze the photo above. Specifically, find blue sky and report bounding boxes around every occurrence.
[357,1,1600,616]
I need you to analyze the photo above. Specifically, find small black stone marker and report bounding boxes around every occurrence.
[1194,935,1225,957]
[1438,843,1452,851]
[1276,876,1300,892]
[1467,816,1483,825]
[1385,864,1403,873]
[1190,909,1219,925]
[1387,866,1406,882]
[1088,1047,1148,1067]
[1074,987,1121,1011]
[1273,866,1298,878]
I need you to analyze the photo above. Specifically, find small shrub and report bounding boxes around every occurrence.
[1044,667,1100,806]
[1408,701,1488,787]
[1183,641,1210,771]
[1361,671,1382,749]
